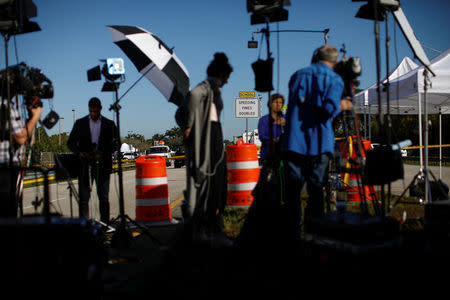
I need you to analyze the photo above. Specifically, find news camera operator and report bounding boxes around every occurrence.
[281,45,352,239]
[0,79,42,218]
[67,97,118,224]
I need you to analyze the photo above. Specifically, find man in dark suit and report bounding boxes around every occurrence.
[67,97,118,224]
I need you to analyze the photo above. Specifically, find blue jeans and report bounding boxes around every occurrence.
[284,152,330,235]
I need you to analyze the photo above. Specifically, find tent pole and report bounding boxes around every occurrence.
[439,107,442,179]
[423,69,430,203]
[418,87,423,171]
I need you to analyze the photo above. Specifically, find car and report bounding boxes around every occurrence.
[173,151,186,168]
[401,149,408,157]
[122,152,137,160]
[146,145,172,167]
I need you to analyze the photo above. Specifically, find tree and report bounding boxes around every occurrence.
[122,132,149,153]
[31,126,70,154]
[146,127,184,152]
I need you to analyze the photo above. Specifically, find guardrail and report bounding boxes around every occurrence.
[22,155,187,186]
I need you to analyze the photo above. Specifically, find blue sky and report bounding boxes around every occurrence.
[2,0,449,141]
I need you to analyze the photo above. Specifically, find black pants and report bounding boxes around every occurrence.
[0,167,19,218]
[78,162,111,224]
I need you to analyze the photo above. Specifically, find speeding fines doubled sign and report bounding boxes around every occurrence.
[235,92,261,118]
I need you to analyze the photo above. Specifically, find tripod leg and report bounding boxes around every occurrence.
[390,171,422,209]
[124,215,162,246]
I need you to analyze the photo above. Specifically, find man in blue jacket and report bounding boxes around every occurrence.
[282,45,352,237]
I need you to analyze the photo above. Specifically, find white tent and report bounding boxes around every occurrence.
[120,143,136,153]
[355,48,450,179]
[354,56,419,113]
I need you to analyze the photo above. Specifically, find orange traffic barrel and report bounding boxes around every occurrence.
[339,137,376,202]
[135,155,177,225]
[226,139,260,207]
[342,173,377,202]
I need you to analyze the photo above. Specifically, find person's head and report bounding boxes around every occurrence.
[88,97,102,121]
[268,93,284,114]
[207,52,233,87]
[311,45,339,67]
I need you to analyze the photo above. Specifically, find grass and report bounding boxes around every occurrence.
[222,193,427,239]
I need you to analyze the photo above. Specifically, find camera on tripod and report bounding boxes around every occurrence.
[0,62,58,128]
[334,56,362,100]
[0,62,53,105]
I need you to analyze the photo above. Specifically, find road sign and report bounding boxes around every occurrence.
[235,97,260,118]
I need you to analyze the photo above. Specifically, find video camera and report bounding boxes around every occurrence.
[0,62,54,106]
[334,56,362,100]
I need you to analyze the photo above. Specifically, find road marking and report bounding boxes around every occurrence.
[170,194,184,209]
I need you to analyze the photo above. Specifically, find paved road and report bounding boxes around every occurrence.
[21,166,186,221]
[21,163,449,220]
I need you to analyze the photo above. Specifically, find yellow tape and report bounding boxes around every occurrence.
[405,144,450,150]
[23,176,56,185]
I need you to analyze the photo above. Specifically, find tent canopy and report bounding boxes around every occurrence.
[120,143,137,152]
[355,48,450,115]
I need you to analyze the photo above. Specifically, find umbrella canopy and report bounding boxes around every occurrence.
[108,25,190,106]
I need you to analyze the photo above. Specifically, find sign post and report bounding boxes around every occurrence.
[235,91,260,142]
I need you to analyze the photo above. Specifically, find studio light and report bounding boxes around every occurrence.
[247,0,291,25]
[0,0,40,35]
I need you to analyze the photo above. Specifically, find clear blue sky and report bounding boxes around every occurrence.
[2,0,449,141]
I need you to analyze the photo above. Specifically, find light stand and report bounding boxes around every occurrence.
[354,0,436,210]
[106,77,162,249]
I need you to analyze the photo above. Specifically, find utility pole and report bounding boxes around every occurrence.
[59,117,64,146]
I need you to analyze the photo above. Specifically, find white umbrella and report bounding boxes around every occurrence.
[108,25,190,106]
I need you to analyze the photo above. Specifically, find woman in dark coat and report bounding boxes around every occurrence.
[182,53,233,243]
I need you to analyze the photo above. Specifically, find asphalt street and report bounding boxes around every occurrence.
[20,163,449,220]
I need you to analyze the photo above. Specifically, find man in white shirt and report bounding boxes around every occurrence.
[67,97,118,223]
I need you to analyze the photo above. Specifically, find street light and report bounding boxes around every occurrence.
[72,109,75,124]
[59,117,64,146]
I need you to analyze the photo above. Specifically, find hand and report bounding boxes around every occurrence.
[93,150,103,161]
[276,117,286,127]
[80,152,93,160]
[340,99,353,111]
[183,127,191,144]
[29,105,43,121]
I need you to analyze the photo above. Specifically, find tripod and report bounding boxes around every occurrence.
[107,80,161,249]
[390,69,447,209]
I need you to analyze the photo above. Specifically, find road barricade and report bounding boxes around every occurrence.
[339,137,376,202]
[135,155,177,225]
[226,139,260,208]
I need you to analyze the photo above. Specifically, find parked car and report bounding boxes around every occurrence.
[173,151,186,168]
[146,145,172,167]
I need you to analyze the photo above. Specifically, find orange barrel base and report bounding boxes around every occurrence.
[341,175,377,202]
[135,155,178,226]
[227,190,255,207]
[226,139,260,208]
